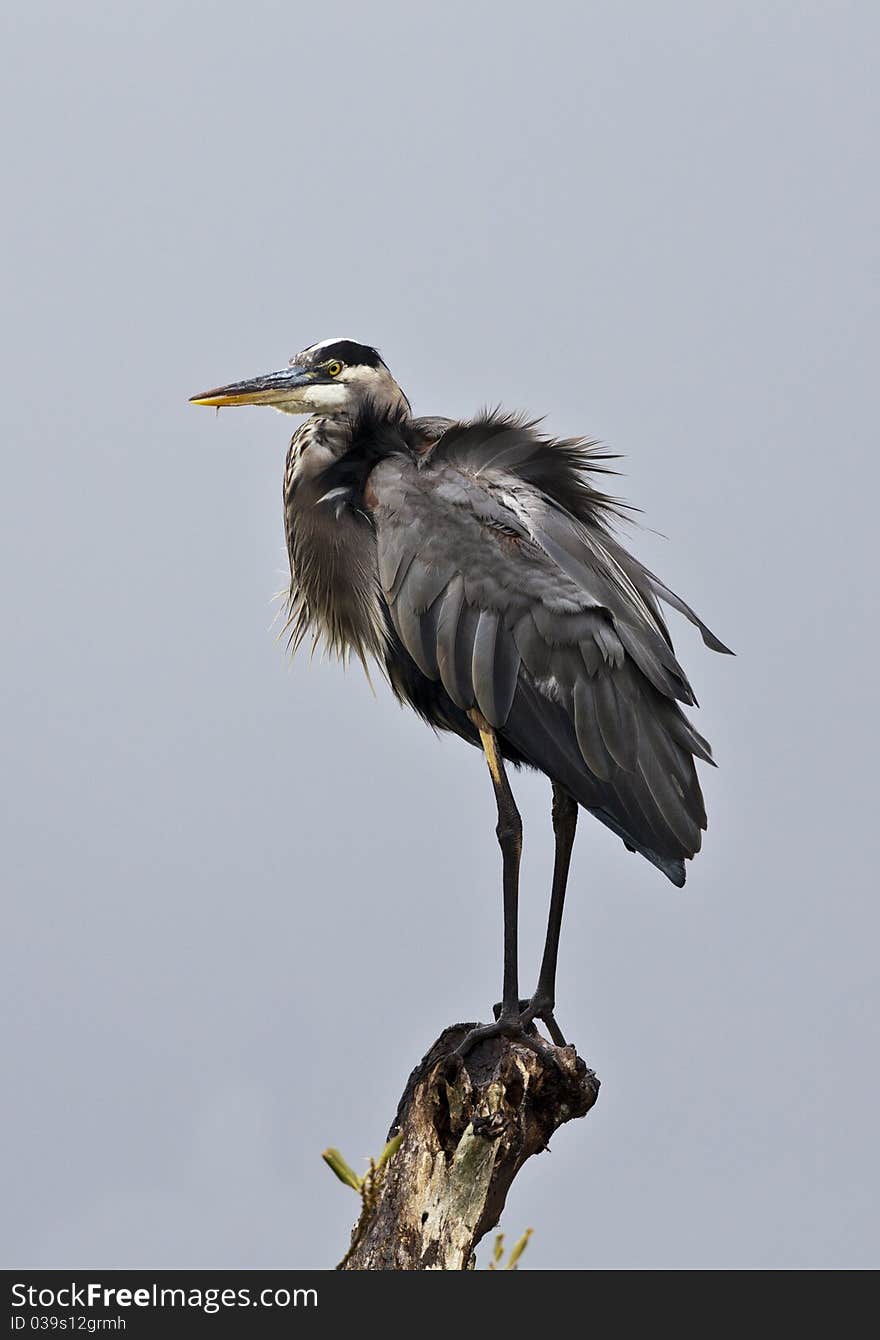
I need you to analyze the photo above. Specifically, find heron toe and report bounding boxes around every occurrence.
[453,999,566,1060]
[493,997,568,1047]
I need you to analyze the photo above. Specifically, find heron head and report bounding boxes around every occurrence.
[189,338,410,418]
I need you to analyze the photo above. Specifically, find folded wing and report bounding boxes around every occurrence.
[366,415,730,885]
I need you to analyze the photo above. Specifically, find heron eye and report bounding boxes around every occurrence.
[326,361,343,377]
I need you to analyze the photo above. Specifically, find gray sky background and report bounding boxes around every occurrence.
[2,1,877,1269]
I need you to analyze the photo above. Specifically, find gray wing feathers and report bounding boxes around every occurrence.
[595,674,639,772]
[378,527,417,602]
[433,575,471,710]
[643,569,733,654]
[600,536,733,657]
[573,680,613,781]
[369,448,726,881]
[475,609,521,728]
[513,613,555,680]
[394,589,438,678]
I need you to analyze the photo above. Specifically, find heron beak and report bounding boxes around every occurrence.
[189,365,316,409]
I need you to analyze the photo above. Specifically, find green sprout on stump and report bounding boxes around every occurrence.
[322,1133,404,1212]
[323,1138,532,1269]
[487,1228,533,1270]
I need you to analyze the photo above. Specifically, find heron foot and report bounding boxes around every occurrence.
[451,997,567,1062]
[513,995,568,1048]
[495,996,567,1047]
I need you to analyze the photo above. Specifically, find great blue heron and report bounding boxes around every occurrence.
[191,338,731,1052]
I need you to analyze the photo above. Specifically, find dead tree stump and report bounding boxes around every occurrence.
[338,1023,599,1270]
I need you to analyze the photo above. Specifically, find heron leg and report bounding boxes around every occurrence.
[473,716,522,1019]
[453,721,577,1062]
[528,783,578,1046]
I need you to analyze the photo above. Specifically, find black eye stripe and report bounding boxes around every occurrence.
[295,340,384,370]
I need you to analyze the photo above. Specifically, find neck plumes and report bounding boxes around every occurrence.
[282,407,399,671]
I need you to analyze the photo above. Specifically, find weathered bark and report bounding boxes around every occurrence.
[339,1023,599,1270]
